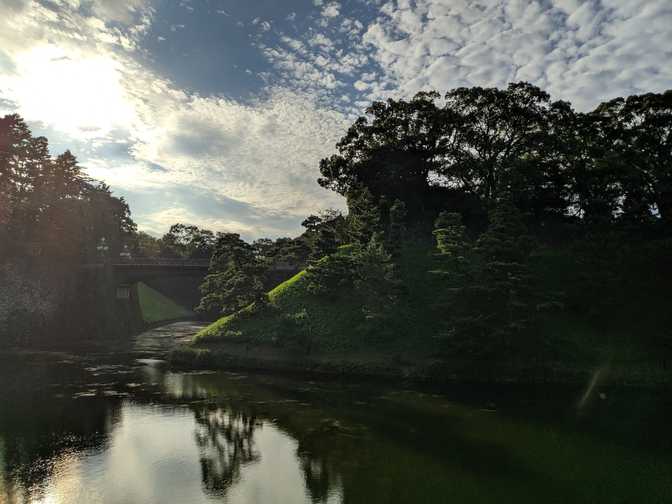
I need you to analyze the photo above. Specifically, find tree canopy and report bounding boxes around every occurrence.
[318,83,672,232]
[0,114,135,262]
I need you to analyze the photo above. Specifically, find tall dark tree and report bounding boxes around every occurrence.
[1,114,138,344]
[318,91,450,213]
[355,232,399,321]
[594,91,672,225]
[433,211,468,260]
[0,114,135,261]
[440,83,552,202]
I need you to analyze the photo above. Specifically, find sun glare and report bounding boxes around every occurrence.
[4,45,136,138]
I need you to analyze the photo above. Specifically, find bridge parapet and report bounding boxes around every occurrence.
[113,257,211,269]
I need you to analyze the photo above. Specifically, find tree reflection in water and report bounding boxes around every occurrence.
[298,449,338,503]
[193,406,260,496]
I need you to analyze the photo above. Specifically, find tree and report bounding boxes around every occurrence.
[433,211,468,260]
[387,199,407,257]
[197,233,266,316]
[0,114,138,343]
[318,91,450,213]
[274,237,311,267]
[130,231,162,257]
[0,114,135,262]
[79,182,136,261]
[304,232,400,323]
[594,91,672,225]
[439,83,553,206]
[301,209,346,261]
[471,200,538,354]
[430,212,476,353]
[346,186,383,245]
[432,202,541,358]
[161,223,215,259]
[304,250,359,297]
[354,233,399,320]
[280,308,315,354]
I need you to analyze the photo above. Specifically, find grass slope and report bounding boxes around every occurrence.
[193,240,441,356]
[194,268,370,351]
[137,282,193,324]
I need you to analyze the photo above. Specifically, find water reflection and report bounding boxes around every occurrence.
[194,407,260,496]
[0,356,346,503]
[0,391,119,503]
[298,449,340,503]
[0,359,121,503]
[0,348,671,504]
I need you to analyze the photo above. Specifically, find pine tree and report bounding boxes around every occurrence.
[431,203,542,358]
[387,199,407,257]
[355,232,398,320]
[469,200,537,355]
[430,212,478,354]
[347,185,383,245]
[197,233,266,315]
[433,211,468,260]
[301,211,344,261]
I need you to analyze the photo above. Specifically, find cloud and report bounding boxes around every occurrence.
[139,207,260,238]
[89,0,151,25]
[130,89,349,218]
[123,188,309,240]
[3,0,672,240]
[357,0,672,110]
[0,0,349,239]
[322,3,341,18]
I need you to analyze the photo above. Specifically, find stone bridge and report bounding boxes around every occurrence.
[81,257,299,333]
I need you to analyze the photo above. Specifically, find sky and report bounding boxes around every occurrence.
[1,0,671,240]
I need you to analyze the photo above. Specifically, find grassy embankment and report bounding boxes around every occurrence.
[172,242,670,385]
[136,282,193,325]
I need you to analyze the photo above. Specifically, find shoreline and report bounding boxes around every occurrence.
[169,341,672,388]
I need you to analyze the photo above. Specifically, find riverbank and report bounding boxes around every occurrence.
[169,340,671,388]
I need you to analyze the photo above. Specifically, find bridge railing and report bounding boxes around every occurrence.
[84,257,300,271]
[113,257,211,268]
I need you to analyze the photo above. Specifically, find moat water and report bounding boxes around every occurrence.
[0,322,670,503]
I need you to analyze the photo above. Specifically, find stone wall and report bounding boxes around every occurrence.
[0,262,59,345]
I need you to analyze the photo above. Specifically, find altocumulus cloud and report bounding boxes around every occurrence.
[1,0,671,238]
[0,0,349,238]
[358,0,672,110]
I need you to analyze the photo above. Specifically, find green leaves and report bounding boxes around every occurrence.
[431,203,550,359]
[304,233,399,321]
[197,233,266,316]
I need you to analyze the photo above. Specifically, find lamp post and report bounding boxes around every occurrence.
[96,237,109,262]
[119,244,132,261]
